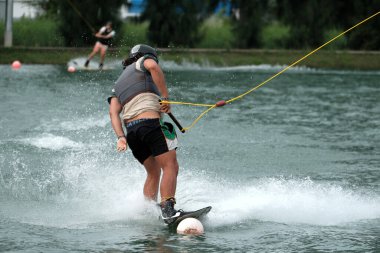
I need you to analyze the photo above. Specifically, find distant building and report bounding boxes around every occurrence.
[14,0,38,18]
[214,1,232,15]
[120,0,232,19]
[0,0,38,20]
[121,0,145,18]
[0,1,5,21]
[1,0,232,21]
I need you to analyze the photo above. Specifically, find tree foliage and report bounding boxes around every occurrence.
[230,0,269,48]
[29,0,380,50]
[277,0,380,50]
[32,0,125,46]
[142,0,218,47]
[344,0,380,50]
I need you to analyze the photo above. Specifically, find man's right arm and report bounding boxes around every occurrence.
[109,97,127,151]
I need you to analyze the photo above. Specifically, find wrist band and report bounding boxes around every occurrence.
[117,135,125,140]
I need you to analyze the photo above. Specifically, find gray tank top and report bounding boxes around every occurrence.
[113,56,160,105]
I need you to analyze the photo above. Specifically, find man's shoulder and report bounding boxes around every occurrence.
[135,56,157,72]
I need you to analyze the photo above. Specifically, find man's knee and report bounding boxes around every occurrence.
[163,157,179,175]
[156,150,179,173]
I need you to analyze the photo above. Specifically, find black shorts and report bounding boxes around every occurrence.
[126,118,177,164]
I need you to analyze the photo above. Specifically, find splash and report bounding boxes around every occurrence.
[204,177,380,226]
[1,155,379,228]
[160,59,312,72]
[23,133,83,150]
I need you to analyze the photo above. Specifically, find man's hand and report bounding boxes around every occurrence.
[160,100,171,113]
[117,137,127,152]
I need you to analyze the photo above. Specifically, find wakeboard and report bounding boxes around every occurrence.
[67,60,114,71]
[166,206,212,228]
[70,65,113,71]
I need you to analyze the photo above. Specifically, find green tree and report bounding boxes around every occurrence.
[142,0,217,47]
[230,0,269,48]
[276,0,380,50]
[31,0,125,46]
[344,0,380,50]
[277,0,336,49]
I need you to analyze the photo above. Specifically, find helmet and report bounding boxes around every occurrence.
[122,44,158,69]
[129,44,158,59]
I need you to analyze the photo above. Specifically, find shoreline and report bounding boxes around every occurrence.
[1,47,380,70]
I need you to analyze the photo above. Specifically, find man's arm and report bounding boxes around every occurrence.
[96,32,115,39]
[109,97,127,151]
[95,27,105,38]
[95,27,115,39]
[143,58,170,113]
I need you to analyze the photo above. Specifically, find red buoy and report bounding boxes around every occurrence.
[11,60,22,70]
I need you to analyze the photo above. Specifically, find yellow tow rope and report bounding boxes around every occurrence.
[163,11,380,132]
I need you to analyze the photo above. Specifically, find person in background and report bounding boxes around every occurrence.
[108,44,183,225]
[84,21,115,69]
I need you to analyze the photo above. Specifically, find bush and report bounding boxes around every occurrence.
[0,18,64,47]
[118,21,149,48]
[260,22,291,49]
[323,28,347,50]
[196,15,234,49]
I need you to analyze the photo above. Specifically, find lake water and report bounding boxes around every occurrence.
[0,60,379,252]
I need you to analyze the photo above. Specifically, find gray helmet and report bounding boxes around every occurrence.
[122,44,158,68]
[129,44,158,59]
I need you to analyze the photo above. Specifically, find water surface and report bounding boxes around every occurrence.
[0,61,379,252]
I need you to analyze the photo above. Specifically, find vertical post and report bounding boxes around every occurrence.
[4,0,13,47]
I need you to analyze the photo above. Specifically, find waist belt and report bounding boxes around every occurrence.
[125,118,153,128]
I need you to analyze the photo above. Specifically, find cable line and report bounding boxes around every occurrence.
[66,0,96,33]
[164,11,380,132]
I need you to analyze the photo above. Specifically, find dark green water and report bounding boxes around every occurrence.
[0,61,379,252]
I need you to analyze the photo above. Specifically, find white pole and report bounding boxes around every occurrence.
[4,0,13,47]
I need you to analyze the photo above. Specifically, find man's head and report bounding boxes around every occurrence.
[106,21,112,28]
[122,44,158,68]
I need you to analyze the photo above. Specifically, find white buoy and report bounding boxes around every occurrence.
[177,218,204,235]
[67,66,76,73]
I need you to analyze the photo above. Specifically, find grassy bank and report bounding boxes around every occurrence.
[0,47,380,70]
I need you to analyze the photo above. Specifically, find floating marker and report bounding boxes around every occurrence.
[11,60,21,70]
[67,66,76,73]
[215,100,226,107]
[177,218,204,235]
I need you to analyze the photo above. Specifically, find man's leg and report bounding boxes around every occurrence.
[142,156,161,201]
[154,150,180,222]
[85,42,101,66]
[154,150,179,203]
[99,46,107,68]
